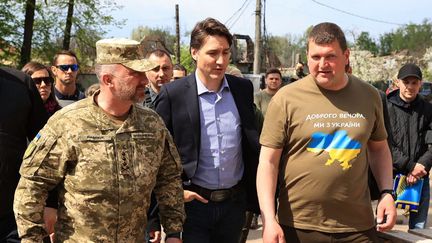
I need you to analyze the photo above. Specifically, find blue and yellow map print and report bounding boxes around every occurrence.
[307,130,361,170]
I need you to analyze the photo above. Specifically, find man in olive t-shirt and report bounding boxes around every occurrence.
[254,68,282,116]
[256,22,396,243]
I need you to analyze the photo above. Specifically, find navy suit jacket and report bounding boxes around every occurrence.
[155,73,260,212]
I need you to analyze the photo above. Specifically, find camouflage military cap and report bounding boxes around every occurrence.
[96,38,158,72]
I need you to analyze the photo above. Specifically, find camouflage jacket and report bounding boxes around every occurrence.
[14,94,185,242]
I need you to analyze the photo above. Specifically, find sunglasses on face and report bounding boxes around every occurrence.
[33,77,54,85]
[56,64,79,72]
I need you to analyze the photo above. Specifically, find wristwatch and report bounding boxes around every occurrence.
[380,189,397,201]
[166,232,182,240]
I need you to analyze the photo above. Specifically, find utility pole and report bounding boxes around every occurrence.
[253,0,262,74]
[175,4,181,63]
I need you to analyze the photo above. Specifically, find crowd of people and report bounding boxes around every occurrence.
[1,17,431,243]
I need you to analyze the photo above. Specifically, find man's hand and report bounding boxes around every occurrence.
[376,194,397,232]
[165,238,182,243]
[148,230,161,243]
[407,163,427,184]
[183,190,208,203]
[43,207,57,234]
[262,218,285,243]
[43,207,57,243]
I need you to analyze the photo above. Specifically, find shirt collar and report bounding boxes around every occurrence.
[54,86,81,100]
[195,71,229,96]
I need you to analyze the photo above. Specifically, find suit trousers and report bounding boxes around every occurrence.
[183,190,246,243]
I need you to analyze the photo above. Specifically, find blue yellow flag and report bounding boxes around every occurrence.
[393,174,423,213]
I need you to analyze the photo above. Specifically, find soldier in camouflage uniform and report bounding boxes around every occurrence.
[13,38,185,243]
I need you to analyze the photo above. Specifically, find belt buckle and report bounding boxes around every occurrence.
[210,190,230,202]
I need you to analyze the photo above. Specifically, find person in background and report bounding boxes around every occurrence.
[22,62,62,241]
[13,38,185,243]
[172,63,187,81]
[386,63,432,229]
[254,68,283,116]
[289,62,307,83]
[22,61,61,117]
[155,18,260,243]
[257,22,396,242]
[51,50,85,107]
[0,66,48,242]
[143,49,173,109]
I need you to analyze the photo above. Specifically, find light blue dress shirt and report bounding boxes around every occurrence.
[191,72,244,190]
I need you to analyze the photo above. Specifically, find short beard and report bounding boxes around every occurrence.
[116,87,145,104]
[59,78,74,85]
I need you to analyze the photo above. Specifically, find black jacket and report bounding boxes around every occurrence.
[386,89,432,174]
[155,74,260,213]
[0,67,48,220]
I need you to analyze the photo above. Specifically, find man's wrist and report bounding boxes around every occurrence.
[380,189,397,201]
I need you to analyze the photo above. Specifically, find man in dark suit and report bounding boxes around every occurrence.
[155,18,260,243]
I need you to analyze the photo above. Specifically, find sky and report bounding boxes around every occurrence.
[105,0,432,44]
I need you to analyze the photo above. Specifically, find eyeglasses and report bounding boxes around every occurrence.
[56,64,79,72]
[33,77,54,85]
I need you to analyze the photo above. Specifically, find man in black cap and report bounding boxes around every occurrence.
[385,63,432,229]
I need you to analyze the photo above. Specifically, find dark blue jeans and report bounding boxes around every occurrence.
[183,191,246,243]
[409,177,430,229]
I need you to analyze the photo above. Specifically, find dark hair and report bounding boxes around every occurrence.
[307,22,347,52]
[145,49,172,62]
[265,68,282,78]
[190,18,233,51]
[22,61,60,115]
[173,63,187,74]
[22,61,50,76]
[52,50,79,66]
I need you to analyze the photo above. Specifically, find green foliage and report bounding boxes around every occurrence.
[355,32,379,55]
[0,0,123,67]
[0,0,24,64]
[179,45,194,74]
[378,19,432,56]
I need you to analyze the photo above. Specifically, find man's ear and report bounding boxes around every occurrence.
[344,49,350,65]
[191,48,198,61]
[101,74,113,87]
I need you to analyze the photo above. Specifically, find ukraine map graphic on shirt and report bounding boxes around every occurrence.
[306,130,361,170]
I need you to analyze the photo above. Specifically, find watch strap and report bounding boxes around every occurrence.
[380,189,397,200]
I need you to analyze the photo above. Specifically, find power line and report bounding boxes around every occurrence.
[311,0,404,26]
[225,0,250,26]
[228,0,253,30]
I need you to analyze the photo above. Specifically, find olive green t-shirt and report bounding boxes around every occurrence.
[260,74,387,233]
[254,90,274,116]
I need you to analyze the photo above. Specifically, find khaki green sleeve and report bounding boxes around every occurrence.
[153,129,185,234]
[13,128,68,242]
[260,95,289,148]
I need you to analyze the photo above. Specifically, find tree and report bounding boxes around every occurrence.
[179,45,194,73]
[131,26,176,54]
[0,0,23,65]
[63,0,74,50]
[355,32,379,56]
[2,0,123,67]
[266,33,307,67]
[378,19,432,56]
[20,0,36,67]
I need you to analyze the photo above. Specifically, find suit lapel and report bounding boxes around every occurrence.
[185,75,200,149]
[227,76,247,124]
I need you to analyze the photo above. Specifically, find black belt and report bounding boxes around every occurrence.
[185,183,243,202]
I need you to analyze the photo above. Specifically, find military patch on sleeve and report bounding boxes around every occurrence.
[132,132,156,140]
[23,133,41,159]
